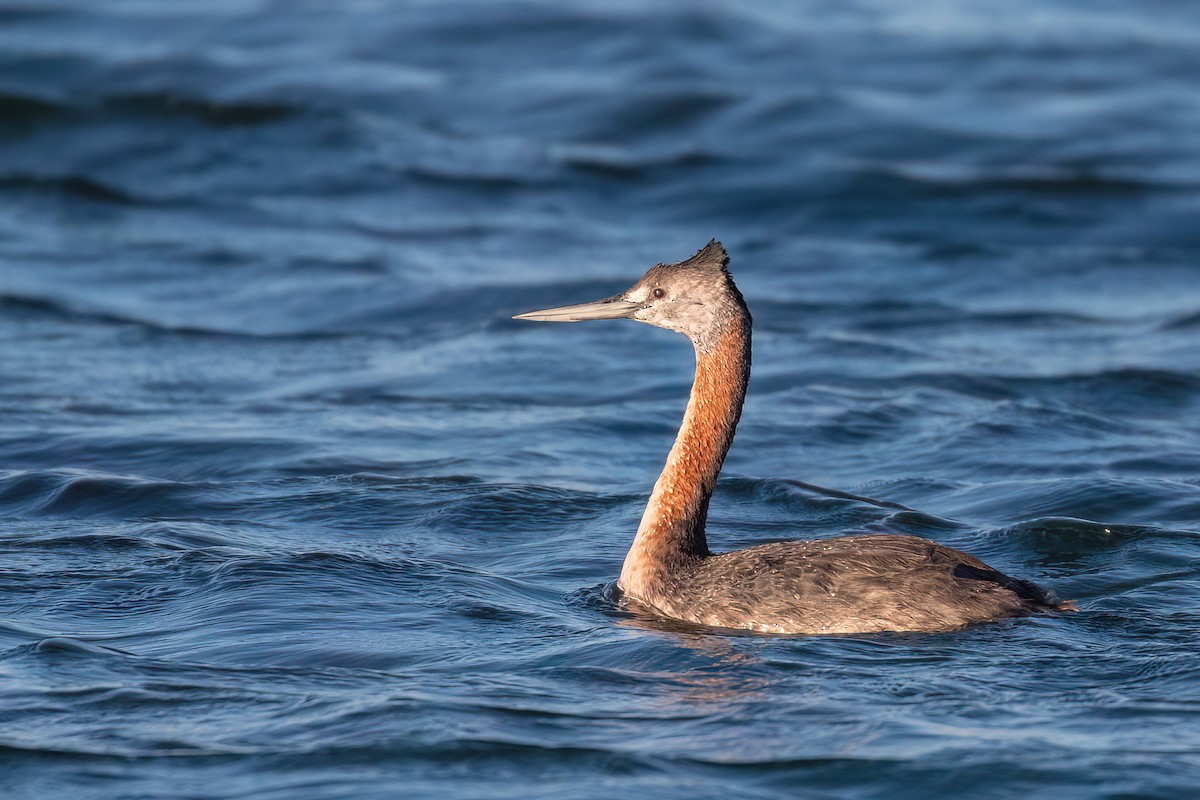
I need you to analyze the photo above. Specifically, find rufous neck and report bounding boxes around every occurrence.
[619,316,751,598]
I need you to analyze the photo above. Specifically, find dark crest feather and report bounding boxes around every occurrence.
[683,238,730,273]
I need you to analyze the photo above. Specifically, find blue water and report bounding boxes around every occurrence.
[3,1,1200,797]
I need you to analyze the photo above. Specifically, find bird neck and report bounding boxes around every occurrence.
[619,314,751,601]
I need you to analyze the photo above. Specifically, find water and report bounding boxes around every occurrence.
[2,1,1200,797]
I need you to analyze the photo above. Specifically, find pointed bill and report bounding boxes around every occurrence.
[513,296,639,323]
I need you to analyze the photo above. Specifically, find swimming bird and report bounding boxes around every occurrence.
[514,241,1073,634]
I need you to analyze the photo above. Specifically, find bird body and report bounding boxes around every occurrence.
[627,535,1062,634]
[515,241,1071,634]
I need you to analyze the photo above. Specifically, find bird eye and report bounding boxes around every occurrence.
[652,287,665,299]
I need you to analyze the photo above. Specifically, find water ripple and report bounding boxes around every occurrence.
[3,1,1200,798]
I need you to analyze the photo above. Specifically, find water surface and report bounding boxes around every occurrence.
[2,2,1200,798]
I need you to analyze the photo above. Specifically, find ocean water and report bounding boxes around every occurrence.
[2,1,1200,797]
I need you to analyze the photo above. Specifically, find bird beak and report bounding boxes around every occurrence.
[513,295,640,323]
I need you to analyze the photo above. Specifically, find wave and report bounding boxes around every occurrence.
[1,292,171,330]
[0,173,143,205]
[0,291,388,341]
[0,80,304,127]
[1000,516,1161,550]
[104,91,299,127]
[403,164,553,190]
[0,89,67,122]
[0,86,294,131]
[0,468,206,518]
[754,297,1110,331]
[552,143,725,180]
[780,366,1200,409]
[840,159,1179,195]
[1161,310,1200,331]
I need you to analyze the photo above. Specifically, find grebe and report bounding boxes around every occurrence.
[514,241,1073,634]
